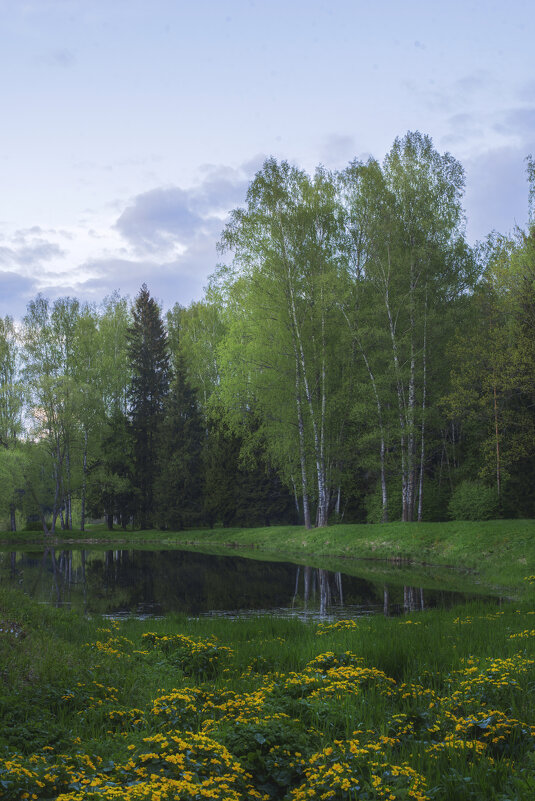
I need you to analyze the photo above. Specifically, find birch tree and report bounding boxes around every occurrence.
[22,296,82,531]
[0,316,24,530]
[217,159,349,527]
[340,133,473,521]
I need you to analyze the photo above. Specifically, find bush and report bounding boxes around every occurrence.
[23,520,45,532]
[365,481,402,524]
[448,480,499,521]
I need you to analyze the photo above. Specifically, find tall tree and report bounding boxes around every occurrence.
[127,284,170,528]
[445,222,535,511]
[155,352,204,530]
[0,316,22,447]
[339,133,475,521]
[217,159,349,528]
[166,300,225,415]
[0,316,23,531]
[22,295,82,531]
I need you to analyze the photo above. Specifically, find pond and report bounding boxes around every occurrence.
[0,547,501,619]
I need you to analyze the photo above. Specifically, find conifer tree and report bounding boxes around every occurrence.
[155,352,204,530]
[127,284,170,528]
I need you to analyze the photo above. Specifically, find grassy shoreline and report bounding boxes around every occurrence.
[1,519,534,591]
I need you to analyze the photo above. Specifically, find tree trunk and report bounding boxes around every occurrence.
[286,267,328,527]
[493,379,501,496]
[291,475,301,517]
[65,442,73,530]
[358,341,388,522]
[81,428,88,532]
[417,286,428,522]
[384,273,408,521]
[406,307,416,520]
[9,503,16,532]
[293,343,311,529]
[27,481,50,536]
[51,435,65,534]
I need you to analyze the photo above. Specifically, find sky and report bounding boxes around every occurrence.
[1,0,534,318]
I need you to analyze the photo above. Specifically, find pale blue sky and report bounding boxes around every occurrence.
[1,0,534,316]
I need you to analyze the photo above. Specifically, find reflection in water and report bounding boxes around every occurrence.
[295,568,344,616]
[0,548,492,620]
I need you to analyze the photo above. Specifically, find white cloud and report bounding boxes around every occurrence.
[0,157,263,317]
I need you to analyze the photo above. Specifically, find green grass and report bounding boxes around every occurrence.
[1,583,535,799]
[2,518,534,591]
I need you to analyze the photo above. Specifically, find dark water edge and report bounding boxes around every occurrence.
[0,547,501,620]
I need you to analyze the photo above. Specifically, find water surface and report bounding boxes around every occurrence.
[0,547,499,619]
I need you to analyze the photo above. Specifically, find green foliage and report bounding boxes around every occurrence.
[88,408,135,528]
[5,134,535,528]
[365,480,402,524]
[142,631,233,678]
[127,284,170,528]
[447,480,499,521]
[155,354,204,531]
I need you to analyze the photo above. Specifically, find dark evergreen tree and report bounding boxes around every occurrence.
[202,413,300,528]
[202,416,241,528]
[155,353,204,530]
[234,450,298,527]
[127,284,170,528]
[88,408,136,529]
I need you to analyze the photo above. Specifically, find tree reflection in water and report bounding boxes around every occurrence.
[1,548,490,619]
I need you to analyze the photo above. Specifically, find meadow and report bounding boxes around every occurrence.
[2,576,535,800]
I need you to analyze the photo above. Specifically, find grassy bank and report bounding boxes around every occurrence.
[2,584,535,800]
[2,519,534,590]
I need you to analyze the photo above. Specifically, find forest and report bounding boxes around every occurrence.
[1,131,535,533]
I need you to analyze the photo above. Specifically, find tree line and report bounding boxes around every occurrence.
[1,131,534,532]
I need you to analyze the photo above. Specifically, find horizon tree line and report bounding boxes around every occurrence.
[1,132,534,532]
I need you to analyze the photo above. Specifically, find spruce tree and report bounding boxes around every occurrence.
[155,352,204,530]
[127,284,170,528]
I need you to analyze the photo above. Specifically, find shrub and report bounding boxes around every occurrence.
[447,480,499,521]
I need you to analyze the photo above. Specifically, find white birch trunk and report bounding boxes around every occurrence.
[417,287,428,522]
[287,275,328,526]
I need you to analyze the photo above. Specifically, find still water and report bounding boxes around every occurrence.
[0,548,496,620]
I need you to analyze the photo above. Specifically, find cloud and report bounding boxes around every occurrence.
[190,164,252,216]
[519,81,535,102]
[495,106,535,139]
[72,251,213,311]
[0,239,65,267]
[114,159,259,255]
[441,112,487,150]
[318,134,358,169]
[406,69,498,119]
[454,70,495,96]
[464,145,531,241]
[0,271,39,318]
[2,157,265,319]
[115,187,205,254]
